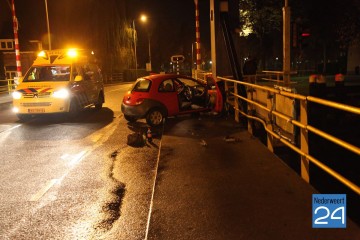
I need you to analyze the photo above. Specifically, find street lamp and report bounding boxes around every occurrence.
[140,14,152,72]
[132,14,151,77]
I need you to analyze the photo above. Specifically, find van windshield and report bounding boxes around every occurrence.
[23,65,71,82]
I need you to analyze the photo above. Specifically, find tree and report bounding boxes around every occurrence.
[239,0,282,70]
[89,0,133,73]
[238,0,360,72]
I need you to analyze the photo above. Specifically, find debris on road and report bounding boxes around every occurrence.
[127,132,146,147]
[147,127,153,143]
[200,139,207,147]
[223,136,241,143]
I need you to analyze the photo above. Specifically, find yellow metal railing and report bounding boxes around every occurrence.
[0,78,16,94]
[218,76,360,196]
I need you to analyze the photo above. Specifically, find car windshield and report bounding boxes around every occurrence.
[132,78,151,92]
[177,77,201,87]
[23,65,71,82]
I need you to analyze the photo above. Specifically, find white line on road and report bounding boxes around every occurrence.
[144,121,164,240]
[30,179,59,202]
[0,124,21,134]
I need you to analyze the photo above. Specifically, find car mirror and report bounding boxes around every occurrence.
[14,76,23,85]
[74,75,83,82]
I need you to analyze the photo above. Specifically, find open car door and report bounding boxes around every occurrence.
[204,75,223,113]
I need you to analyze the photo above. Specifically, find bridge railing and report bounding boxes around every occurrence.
[0,78,16,95]
[217,75,360,196]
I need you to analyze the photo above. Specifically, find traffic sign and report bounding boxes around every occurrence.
[171,55,185,63]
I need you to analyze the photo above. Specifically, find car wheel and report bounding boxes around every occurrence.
[68,99,79,119]
[16,114,32,122]
[124,115,137,123]
[94,93,104,111]
[146,108,164,126]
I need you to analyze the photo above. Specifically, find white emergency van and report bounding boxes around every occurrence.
[12,49,105,121]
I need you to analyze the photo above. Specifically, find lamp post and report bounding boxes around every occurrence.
[132,14,151,75]
[132,20,138,78]
[140,14,151,72]
[44,0,51,50]
[283,0,291,85]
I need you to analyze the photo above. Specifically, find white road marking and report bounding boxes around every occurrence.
[29,150,87,202]
[144,122,164,240]
[69,150,87,166]
[0,124,21,134]
[30,179,59,202]
[29,118,120,203]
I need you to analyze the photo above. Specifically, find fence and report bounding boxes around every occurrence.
[0,78,16,95]
[217,75,360,196]
[104,72,124,83]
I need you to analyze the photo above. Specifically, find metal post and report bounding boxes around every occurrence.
[133,20,138,78]
[283,0,291,85]
[210,0,216,77]
[300,99,310,182]
[194,0,201,71]
[191,42,194,77]
[11,0,21,77]
[234,82,239,123]
[247,89,254,135]
[44,0,51,50]
[266,92,274,152]
[148,34,152,72]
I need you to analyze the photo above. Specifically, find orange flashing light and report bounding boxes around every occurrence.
[37,50,47,58]
[67,49,78,58]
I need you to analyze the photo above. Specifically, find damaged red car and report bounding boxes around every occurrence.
[121,74,223,126]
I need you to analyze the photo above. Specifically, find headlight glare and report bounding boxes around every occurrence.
[53,89,70,98]
[12,91,22,99]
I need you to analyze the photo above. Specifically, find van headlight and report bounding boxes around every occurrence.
[12,91,22,99]
[53,89,70,98]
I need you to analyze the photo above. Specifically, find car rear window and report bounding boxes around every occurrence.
[132,78,151,92]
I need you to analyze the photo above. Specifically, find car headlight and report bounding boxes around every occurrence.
[12,91,22,99]
[53,89,70,98]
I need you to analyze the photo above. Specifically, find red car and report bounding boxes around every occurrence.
[121,74,223,126]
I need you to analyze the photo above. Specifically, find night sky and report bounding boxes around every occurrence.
[1,0,211,66]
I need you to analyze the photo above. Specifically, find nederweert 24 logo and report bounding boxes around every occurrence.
[312,194,346,228]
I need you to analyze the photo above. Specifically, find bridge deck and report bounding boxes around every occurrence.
[147,115,360,240]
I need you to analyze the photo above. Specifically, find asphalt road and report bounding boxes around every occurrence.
[1,83,359,239]
[0,83,161,239]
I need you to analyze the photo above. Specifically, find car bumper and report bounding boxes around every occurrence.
[13,98,70,114]
[121,102,148,118]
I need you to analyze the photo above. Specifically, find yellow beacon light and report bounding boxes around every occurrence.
[37,50,47,58]
[67,49,78,58]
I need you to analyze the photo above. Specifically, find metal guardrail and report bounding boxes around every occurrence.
[218,76,360,196]
[260,70,297,85]
[104,72,124,83]
[0,79,16,95]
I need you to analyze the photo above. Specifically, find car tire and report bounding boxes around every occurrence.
[68,99,79,119]
[124,115,137,123]
[146,108,164,127]
[16,114,32,122]
[94,93,104,111]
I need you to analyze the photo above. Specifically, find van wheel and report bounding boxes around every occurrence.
[68,100,79,118]
[94,93,104,110]
[16,114,32,122]
[146,108,164,126]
